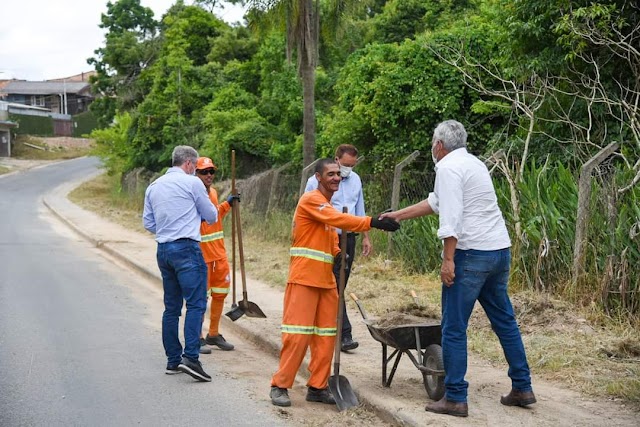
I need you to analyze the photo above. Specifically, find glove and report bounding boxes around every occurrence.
[227,194,241,205]
[370,217,401,232]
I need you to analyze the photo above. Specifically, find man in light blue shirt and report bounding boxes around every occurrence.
[305,144,371,352]
[143,145,218,382]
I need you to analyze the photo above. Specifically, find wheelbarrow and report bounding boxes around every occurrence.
[350,293,445,401]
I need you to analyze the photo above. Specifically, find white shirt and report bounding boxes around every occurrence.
[427,148,511,251]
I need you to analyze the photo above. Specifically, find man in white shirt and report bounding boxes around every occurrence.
[380,120,535,417]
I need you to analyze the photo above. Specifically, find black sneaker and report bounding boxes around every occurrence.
[199,338,212,354]
[178,357,211,382]
[270,386,291,407]
[306,386,335,404]
[205,334,234,351]
[341,338,359,352]
[165,364,182,375]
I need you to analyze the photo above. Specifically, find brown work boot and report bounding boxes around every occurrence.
[425,397,468,417]
[500,389,537,407]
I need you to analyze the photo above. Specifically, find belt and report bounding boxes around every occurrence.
[172,237,197,243]
[338,232,358,237]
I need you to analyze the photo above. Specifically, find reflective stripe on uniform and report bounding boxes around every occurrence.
[202,231,224,243]
[281,324,337,336]
[289,247,334,264]
[314,326,337,336]
[208,287,229,295]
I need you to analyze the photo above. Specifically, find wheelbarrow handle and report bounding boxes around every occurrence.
[349,292,370,321]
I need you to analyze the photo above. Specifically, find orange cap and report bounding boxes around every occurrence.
[196,157,217,170]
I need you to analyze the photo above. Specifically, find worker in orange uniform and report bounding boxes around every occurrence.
[195,157,239,353]
[270,158,400,407]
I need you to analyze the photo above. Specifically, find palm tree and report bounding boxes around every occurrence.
[242,0,320,167]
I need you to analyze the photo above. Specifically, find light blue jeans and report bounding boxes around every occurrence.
[442,248,532,403]
[157,239,207,365]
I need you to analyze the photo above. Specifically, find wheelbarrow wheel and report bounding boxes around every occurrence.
[422,344,445,401]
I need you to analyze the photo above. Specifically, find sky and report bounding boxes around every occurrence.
[0,0,246,81]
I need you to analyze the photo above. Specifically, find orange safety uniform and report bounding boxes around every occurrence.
[271,189,373,390]
[200,188,232,337]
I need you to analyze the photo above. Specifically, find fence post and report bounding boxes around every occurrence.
[299,158,321,197]
[572,141,620,287]
[387,150,420,259]
[266,162,292,216]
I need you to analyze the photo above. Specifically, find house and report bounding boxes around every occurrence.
[0,79,94,115]
[0,103,18,157]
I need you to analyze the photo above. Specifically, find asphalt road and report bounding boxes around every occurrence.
[0,157,285,426]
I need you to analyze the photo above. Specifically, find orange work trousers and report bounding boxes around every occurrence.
[206,258,230,337]
[271,283,338,390]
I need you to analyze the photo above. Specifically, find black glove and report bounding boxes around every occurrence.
[370,217,400,232]
[227,194,241,205]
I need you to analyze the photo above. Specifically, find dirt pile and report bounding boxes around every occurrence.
[374,311,439,330]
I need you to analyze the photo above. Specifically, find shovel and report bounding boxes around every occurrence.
[225,150,244,321]
[328,208,359,411]
[235,196,267,318]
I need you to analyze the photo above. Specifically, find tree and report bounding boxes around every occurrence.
[87,0,160,127]
[240,1,320,167]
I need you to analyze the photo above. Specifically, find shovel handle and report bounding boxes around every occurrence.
[333,207,349,370]
[231,150,237,305]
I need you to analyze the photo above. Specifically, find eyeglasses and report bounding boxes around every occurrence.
[197,169,216,176]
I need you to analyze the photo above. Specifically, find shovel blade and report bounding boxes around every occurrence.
[238,300,267,318]
[224,303,245,321]
[328,374,359,411]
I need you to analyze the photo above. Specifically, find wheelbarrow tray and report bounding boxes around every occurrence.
[364,320,441,350]
[362,318,445,401]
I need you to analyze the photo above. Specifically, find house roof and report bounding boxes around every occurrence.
[0,81,92,96]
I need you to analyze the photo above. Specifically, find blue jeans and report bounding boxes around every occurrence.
[442,248,532,403]
[157,239,207,365]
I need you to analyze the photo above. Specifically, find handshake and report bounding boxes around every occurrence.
[370,211,401,232]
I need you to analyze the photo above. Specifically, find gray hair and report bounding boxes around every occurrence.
[432,120,467,151]
[172,145,198,166]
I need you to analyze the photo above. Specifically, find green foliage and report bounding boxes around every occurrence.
[72,111,98,137]
[89,111,134,174]
[370,0,474,43]
[201,107,277,177]
[9,114,54,136]
[323,27,499,171]
[87,0,161,126]
[86,0,640,316]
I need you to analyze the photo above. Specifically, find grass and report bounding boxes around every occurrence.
[71,172,640,409]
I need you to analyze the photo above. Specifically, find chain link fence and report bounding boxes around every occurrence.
[235,151,440,272]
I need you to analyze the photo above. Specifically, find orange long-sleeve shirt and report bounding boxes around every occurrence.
[288,189,372,289]
[200,188,231,262]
